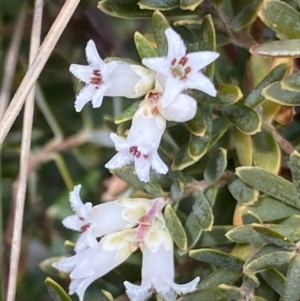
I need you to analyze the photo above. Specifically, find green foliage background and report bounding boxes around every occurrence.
[3,0,300,301]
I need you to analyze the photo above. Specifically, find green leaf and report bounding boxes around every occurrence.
[221,103,261,135]
[164,204,187,250]
[247,195,300,222]
[190,248,245,270]
[244,64,289,108]
[40,257,69,279]
[242,210,262,225]
[290,150,300,201]
[204,148,227,185]
[184,211,203,249]
[258,0,300,39]
[252,224,296,250]
[170,179,184,202]
[236,167,300,208]
[188,105,212,160]
[195,226,232,247]
[178,288,228,301]
[134,32,157,59]
[260,268,285,295]
[138,0,179,10]
[245,251,293,273]
[252,127,280,174]
[218,284,243,300]
[192,191,214,231]
[98,0,195,18]
[250,40,300,58]
[152,11,170,56]
[209,117,230,149]
[114,101,141,124]
[185,107,207,137]
[226,225,265,247]
[202,85,243,105]
[45,277,72,301]
[231,0,262,30]
[198,268,241,289]
[198,14,216,78]
[180,0,204,10]
[243,273,260,288]
[281,72,300,91]
[233,128,253,166]
[228,177,259,204]
[205,187,218,207]
[281,255,300,301]
[172,143,196,170]
[262,82,300,106]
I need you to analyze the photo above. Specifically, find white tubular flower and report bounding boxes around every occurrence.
[63,185,151,252]
[53,230,136,301]
[142,28,219,108]
[125,213,200,301]
[70,40,118,112]
[105,103,168,183]
[105,64,155,98]
[70,40,155,112]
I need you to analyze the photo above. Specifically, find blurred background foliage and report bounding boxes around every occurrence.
[3,0,300,301]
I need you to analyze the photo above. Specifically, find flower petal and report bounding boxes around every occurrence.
[74,84,95,112]
[161,77,185,108]
[159,93,197,122]
[62,215,82,231]
[142,57,169,75]
[134,158,151,182]
[171,277,200,294]
[105,151,132,170]
[91,85,106,108]
[165,28,187,62]
[190,72,217,96]
[151,152,168,175]
[69,185,83,212]
[187,51,219,71]
[69,64,92,83]
[124,281,152,301]
[85,40,105,68]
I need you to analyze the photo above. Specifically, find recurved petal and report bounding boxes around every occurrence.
[69,64,92,83]
[171,276,200,294]
[134,158,151,182]
[105,151,132,170]
[62,215,82,231]
[69,185,83,212]
[124,281,152,301]
[85,40,105,68]
[165,28,187,61]
[74,84,95,112]
[187,51,219,71]
[142,57,169,75]
[91,86,106,108]
[150,152,168,175]
[188,72,217,97]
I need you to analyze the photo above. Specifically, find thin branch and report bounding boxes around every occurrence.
[0,4,26,120]
[6,1,43,301]
[0,0,81,144]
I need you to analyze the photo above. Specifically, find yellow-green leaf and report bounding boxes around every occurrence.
[134,32,157,59]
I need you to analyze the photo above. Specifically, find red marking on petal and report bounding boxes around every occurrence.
[80,223,91,232]
[171,58,176,66]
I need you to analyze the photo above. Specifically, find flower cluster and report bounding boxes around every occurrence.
[53,185,200,301]
[53,27,219,301]
[70,28,219,182]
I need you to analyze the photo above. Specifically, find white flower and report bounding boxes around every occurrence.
[53,230,136,301]
[105,102,168,183]
[63,185,150,252]
[125,214,200,301]
[142,28,219,108]
[70,40,155,112]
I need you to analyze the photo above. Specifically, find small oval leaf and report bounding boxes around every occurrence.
[236,167,300,208]
[45,277,73,301]
[164,204,187,251]
[221,103,261,135]
[152,11,170,56]
[258,0,300,39]
[252,127,281,174]
[115,102,141,124]
[190,248,245,270]
[134,32,157,59]
[262,82,300,106]
[204,148,227,185]
[233,128,253,166]
[192,191,214,231]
